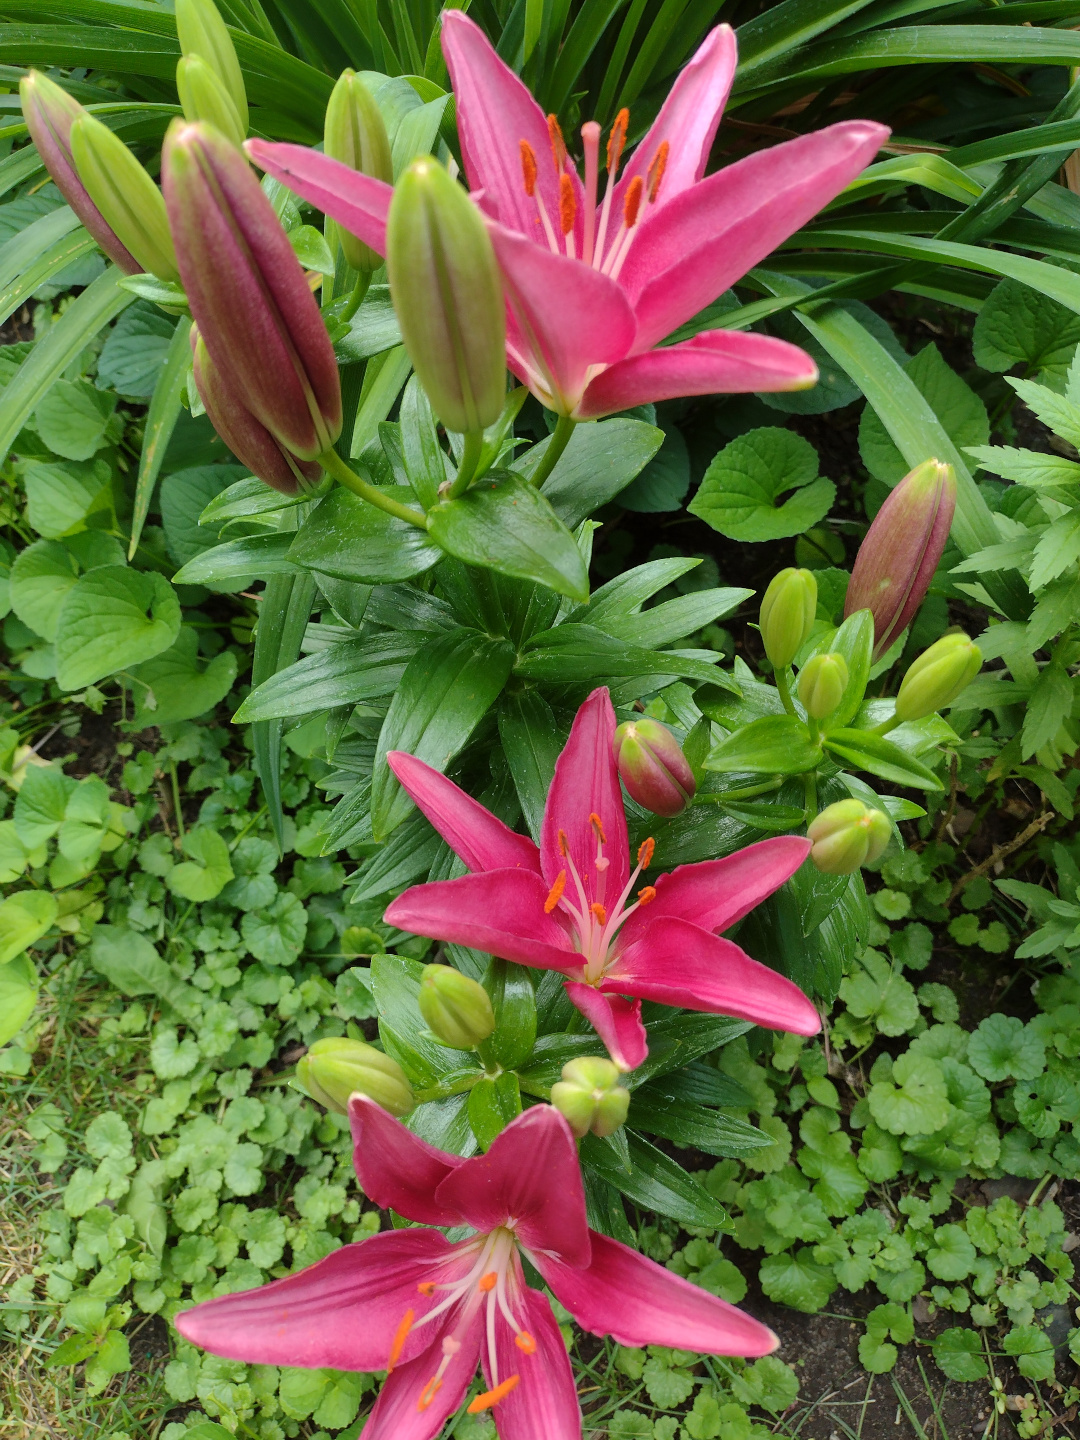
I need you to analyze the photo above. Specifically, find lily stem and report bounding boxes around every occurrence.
[775,668,798,717]
[528,413,576,489]
[319,448,429,530]
[873,713,901,735]
[447,429,484,500]
[803,769,818,821]
[338,271,370,324]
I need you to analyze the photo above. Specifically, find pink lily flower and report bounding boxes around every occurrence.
[177,1100,778,1439]
[247,18,888,419]
[383,688,818,1071]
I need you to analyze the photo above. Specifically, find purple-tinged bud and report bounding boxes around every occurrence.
[760,568,817,670]
[845,460,956,661]
[419,965,496,1050]
[69,113,178,282]
[894,633,981,722]
[176,55,246,150]
[551,1057,630,1138]
[807,799,891,874]
[163,120,342,462]
[324,69,392,275]
[296,1036,413,1116]
[613,717,696,817]
[798,652,848,721]
[191,328,321,495]
[19,71,140,275]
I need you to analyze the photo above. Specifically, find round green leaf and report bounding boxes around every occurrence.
[54,566,181,691]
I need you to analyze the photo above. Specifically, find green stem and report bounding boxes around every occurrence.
[447,429,484,499]
[338,271,370,324]
[527,413,576,488]
[168,759,185,840]
[775,669,797,717]
[803,769,818,821]
[873,713,901,735]
[319,448,429,529]
[697,777,785,802]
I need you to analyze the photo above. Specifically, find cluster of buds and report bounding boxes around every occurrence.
[418,964,496,1050]
[760,568,817,670]
[551,1057,630,1138]
[175,0,248,148]
[296,1036,414,1117]
[613,716,696,816]
[808,799,891,875]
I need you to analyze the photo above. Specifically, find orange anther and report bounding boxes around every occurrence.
[468,1375,521,1412]
[637,837,655,869]
[479,1271,498,1292]
[516,1331,538,1354]
[589,813,606,844]
[545,870,567,914]
[417,1281,436,1296]
[623,175,644,228]
[547,112,567,171]
[558,828,569,857]
[646,140,670,203]
[559,172,576,235]
[519,139,538,198]
[637,885,656,906]
[590,902,608,925]
[388,1308,414,1371]
[607,108,629,173]
[417,1375,442,1411]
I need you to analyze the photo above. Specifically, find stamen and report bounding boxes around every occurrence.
[547,113,567,172]
[606,109,629,175]
[559,172,576,255]
[646,140,670,203]
[589,813,606,844]
[468,1376,521,1413]
[479,1272,498,1292]
[516,1331,538,1353]
[622,175,644,229]
[558,828,569,857]
[417,1281,436,1296]
[637,885,656,905]
[519,139,538,197]
[637,837,655,869]
[590,901,607,925]
[388,1308,414,1371]
[545,871,567,913]
[418,1375,442,1411]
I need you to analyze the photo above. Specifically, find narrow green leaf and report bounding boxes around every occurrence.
[130,316,191,559]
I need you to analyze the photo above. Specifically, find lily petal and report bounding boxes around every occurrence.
[539,686,629,909]
[384,870,579,974]
[484,1282,582,1440]
[611,916,822,1034]
[622,120,890,350]
[434,1107,591,1268]
[564,983,647,1072]
[246,139,391,258]
[486,219,636,412]
[387,751,541,874]
[535,1230,778,1355]
[175,1229,455,1370]
[576,330,817,420]
[620,836,811,946]
[349,1094,465,1226]
[362,1307,482,1440]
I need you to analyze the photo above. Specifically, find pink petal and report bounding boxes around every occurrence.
[486,220,636,412]
[534,1231,778,1355]
[362,1309,482,1440]
[611,917,821,1034]
[576,330,817,420]
[539,688,629,911]
[621,120,890,351]
[383,870,580,974]
[245,139,391,258]
[349,1095,464,1226]
[434,1107,591,1267]
[564,983,647,1072]
[175,1229,454,1370]
[482,1280,582,1440]
[387,751,542,874]
[620,836,811,946]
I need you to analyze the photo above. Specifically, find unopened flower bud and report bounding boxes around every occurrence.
[808,800,891,874]
[419,964,496,1050]
[175,0,248,133]
[551,1057,630,1138]
[324,69,392,275]
[19,71,141,275]
[296,1036,413,1116]
[846,460,956,661]
[386,157,506,434]
[613,717,695,817]
[176,55,246,149]
[760,568,817,670]
[68,113,178,281]
[798,652,849,721]
[894,633,981,722]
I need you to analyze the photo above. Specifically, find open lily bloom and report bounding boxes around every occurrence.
[247,19,887,420]
[384,688,818,1071]
[177,1101,779,1440]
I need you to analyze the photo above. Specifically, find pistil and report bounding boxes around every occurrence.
[581,120,600,263]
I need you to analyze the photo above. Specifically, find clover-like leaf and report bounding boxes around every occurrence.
[241,892,307,967]
[167,826,234,903]
[932,1328,988,1382]
[967,1014,1046,1082]
[869,1052,951,1136]
[759,1247,837,1312]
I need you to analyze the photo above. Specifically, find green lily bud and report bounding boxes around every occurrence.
[386,157,506,434]
[807,799,891,875]
[550,1057,631,1139]
[894,633,981,723]
[418,964,496,1050]
[324,69,392,274]
[175,0,248,133]
[176,54,246,149]
[296,1037,414,1116]
[760,568,817,670]
[613,717,696,817]
[68,113,178,281]
[797,652,849,721]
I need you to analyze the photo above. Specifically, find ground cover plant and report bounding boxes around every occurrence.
[4,0,1080,1437]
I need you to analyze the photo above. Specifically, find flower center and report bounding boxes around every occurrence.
[545,822,656,984]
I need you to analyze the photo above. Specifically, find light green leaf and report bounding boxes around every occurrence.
[868,1052,950,1135]
[54,566,180,691]
[241,892,307,966]
[759,1247,837,1312]
[23,460,109,539]
[0,953,38,1043]
[0,890,57,965]
[34,379,117,461]
[8,539,79,641]
[689,428,835,541]
[127,627,238,728]
[167,827,234,902]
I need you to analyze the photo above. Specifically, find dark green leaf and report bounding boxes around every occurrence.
[288,486,440,584]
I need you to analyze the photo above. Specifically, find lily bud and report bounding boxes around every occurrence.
[386,157,506,433]
[551,1057,631,1139]
[613,717,695,817]
[296,1037,414,1117]
[324,69,392,274]
[798,652,849,721]
[174,0,248,133]
[164,120,341,461]
[760,568,817,670]
[67,112,178,281]
[894,633,981,723]
[808,799,891,875]
[192,328,321,495]
[19,72,141,275]
[176,55,246,149]
[845,459,956,661]
[418,964,496,1050]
